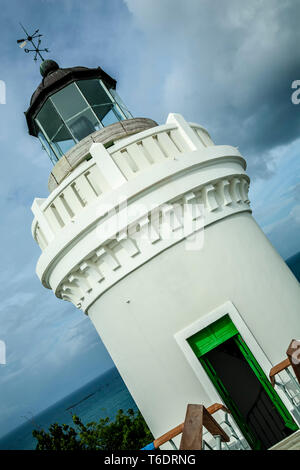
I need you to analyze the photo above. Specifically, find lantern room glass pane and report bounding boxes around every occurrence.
[92,103,112,121]
[109,88,133,119]
[36,99,75,159]
[35,78,133,164]
[51,83,89,121]
[38,131,58,165]
[36,99,62,141]
[68,108,101,142]
[52,125,75,156]
[101,108,117,127]
[77,79,111,106]
[92,103,123,125]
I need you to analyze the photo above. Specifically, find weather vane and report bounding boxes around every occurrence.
[17,23,49,62]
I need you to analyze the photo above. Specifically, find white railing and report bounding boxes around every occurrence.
[201,410,250,450]
[31,117,214,251]
[270,360,300,425]
[146,404,249,451]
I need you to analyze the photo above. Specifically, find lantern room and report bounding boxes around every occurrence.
[25,59,132,164]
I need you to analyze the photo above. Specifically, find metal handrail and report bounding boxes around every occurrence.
[269,354,300,425]
[152,403,229,449]
[269,358,291,387]
[141,403,247,450]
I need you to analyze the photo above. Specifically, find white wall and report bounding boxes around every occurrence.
[88,211,300,438]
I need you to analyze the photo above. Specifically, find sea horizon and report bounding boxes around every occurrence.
[286,251,300,282]
[0,365,114,438]
[0,366,138,450]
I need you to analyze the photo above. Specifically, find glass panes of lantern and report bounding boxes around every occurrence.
[35,79,133,163]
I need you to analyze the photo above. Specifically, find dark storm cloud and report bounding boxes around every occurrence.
[125,0,300,178]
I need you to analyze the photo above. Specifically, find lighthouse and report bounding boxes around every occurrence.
[28,59,300,450]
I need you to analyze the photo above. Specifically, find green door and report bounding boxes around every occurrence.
[188,315,298,449]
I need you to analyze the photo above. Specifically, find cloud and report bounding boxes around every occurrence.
[290,205,300,224]
[125,0,300,178]
[0,292,36,314]
[263,207,300,259]
[291,183,300,202]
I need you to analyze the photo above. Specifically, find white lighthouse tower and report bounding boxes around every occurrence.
[28,59,300,450]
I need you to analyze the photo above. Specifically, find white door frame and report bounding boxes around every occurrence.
[174,300,294,416]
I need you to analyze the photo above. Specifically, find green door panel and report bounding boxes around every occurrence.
[199,356,261,449]
[188,315,238,357]
[187,314,298,447]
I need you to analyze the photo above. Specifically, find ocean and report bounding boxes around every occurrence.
[0,251,299,450]
[286,251,300,282]
[0,367,137,450]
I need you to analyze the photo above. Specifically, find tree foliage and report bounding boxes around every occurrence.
[32,409,153,450]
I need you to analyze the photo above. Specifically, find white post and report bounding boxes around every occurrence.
[167,113,203,151]
[31,198,55,243]
[215,435,222,450]
[89,142,127,189]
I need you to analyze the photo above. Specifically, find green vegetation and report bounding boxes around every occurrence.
[32,409,153,450]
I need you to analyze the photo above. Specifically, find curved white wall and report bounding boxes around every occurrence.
[88,211,300,438]
[31,113,300,441]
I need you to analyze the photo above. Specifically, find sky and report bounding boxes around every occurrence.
[0,0,299,438]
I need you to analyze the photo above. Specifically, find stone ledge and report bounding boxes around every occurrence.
[48,117,158,192]
[269,430,300,450]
